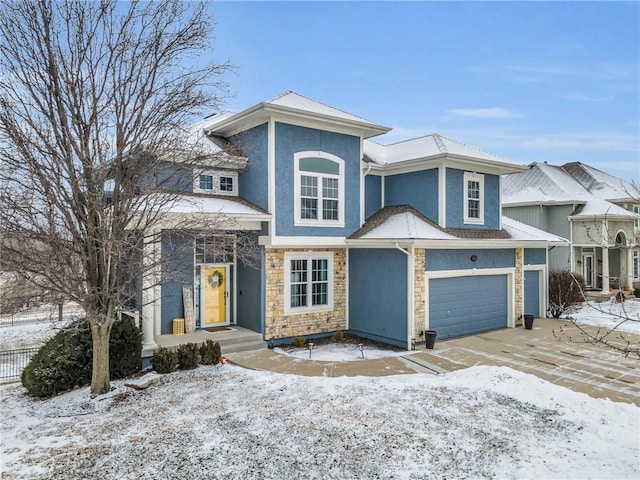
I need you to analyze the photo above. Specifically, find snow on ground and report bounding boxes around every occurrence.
[567,298,640,334]
[275,343,411,361]
[1,365,638,480]
[0,321,66,351]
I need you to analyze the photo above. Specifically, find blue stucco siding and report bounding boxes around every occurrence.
[236,251,264,333]
[348,248,408,347]
[524,248,546,265]
[233,123,269,211]
[160,231,194,334]
[524,270,541,317]
[384,169,438,222]
[275,123,361,237]
[425,249,515,271]
[365,174,382,220]
[445,168,500,230]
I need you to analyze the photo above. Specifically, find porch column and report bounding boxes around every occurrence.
[601,246,610,294]
[141,229,160,349]
[625,247,634,290]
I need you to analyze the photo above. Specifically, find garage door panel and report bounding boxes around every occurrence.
[429,275,507,339]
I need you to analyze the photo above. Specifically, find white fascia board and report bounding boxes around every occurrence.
[259,236,347,247]
[443,155,527,175]
[374,157,446,176]
[568,214,637,221]
[264,104,390,139]
[503,200,583,208]
[425,267,515,279]
[346,238,566,249]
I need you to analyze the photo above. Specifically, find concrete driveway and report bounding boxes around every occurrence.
[411,317,640,406]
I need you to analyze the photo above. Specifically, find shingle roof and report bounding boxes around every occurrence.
[561,162,639,202]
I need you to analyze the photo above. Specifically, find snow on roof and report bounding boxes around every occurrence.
[152,193,269,218]
[203,91,390,138]
[267,91,381,126]
[502,162,638,219]
[363,135,525,174]
[562,162,639,202]
[358,211,457,240]
[501,216,568,243]
[349,205,566,244]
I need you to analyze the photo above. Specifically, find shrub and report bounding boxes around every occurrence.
[548,269,586,318]
[177,342,200,370]
[199,340,222,365]
[21,321,93,397]
[109,318,143,378]
[332,330,344,342]
[21,318,142,398]
[292,336,305,347]
[151,346,178,374]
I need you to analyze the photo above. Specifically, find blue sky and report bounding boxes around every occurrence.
[210,1,639,182]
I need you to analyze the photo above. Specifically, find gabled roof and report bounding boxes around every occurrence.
[363,135,527,175]
[204,91,390,139]
[348,205,566,245]
[561,162,639,203]
[155,192,270,219]
[503,162,638,220]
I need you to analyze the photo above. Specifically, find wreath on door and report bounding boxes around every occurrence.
[207,271,224,288]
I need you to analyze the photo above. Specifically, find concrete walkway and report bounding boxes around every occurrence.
[226,317,640,406]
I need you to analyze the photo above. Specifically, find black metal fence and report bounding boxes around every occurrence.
[0,347,39,382]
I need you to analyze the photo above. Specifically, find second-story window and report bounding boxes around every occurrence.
[294,152,344,227]
[194,170,238,196]
[634,205,640,229]
[199,174,214,190]
[463,172,484,225]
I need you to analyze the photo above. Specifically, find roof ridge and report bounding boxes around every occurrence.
[432,134,448,153]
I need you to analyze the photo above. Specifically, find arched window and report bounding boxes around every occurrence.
[294,151,344,227]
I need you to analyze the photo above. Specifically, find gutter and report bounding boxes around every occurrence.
[395,242,415,351]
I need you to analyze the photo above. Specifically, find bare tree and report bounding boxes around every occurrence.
[0,0,233,394]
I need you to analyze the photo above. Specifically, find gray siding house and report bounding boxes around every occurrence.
[502,162,639,293]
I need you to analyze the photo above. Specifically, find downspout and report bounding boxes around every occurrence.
[395,243,415,350]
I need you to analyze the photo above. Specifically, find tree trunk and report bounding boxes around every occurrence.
[90,321,113,395]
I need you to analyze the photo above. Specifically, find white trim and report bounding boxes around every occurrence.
[424,267,515,330]
[259,235,346,247]
[523,264,547,319]
[284,251,334,316]
[359,138,365,227]
[268,118,276,243]
[438,166,446,227]
[345,248,350,330]
[381,175,385,208]
[293,151,345,227]
[463,171,485,225]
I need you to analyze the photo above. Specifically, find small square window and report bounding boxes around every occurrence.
[220,176,234,192]
[199,174,213,190]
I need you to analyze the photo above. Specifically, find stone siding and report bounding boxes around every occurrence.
[515,247,524,326]
[264,248,347,340]
[414,249,426,343]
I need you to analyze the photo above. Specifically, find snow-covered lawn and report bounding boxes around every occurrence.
[567,298,640,334]
[1,306,639,479]
[1,365,638,479]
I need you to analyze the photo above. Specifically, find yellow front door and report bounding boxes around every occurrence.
[201,265,227,326]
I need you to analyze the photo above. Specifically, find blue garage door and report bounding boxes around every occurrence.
[429,275,508,339]
[524,270,540,318]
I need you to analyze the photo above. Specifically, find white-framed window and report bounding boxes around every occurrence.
[463,172,484,225]
[634,250,639,280]
[294,152,344,227]
[634,205,640,229]
[193,170,238,196]
[284,251,333,314]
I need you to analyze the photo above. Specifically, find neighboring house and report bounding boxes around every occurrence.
[138,92,567,351]
[502,162,639,293]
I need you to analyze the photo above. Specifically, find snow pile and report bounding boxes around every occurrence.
[1,365,638,479]
[274,343,411,361]
[568,298,640,334]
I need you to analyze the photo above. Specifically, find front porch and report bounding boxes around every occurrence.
[142,325,266,358]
